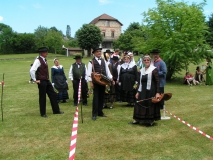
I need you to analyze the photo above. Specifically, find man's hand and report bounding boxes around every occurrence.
[35,80,40,84]
[135,92,139,99]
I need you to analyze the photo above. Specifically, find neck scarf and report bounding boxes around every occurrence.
[139,65,156,90]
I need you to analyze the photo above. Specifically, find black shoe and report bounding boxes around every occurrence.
[74,103,77,106]
[83,103,88,106]
[92,116,96,120]
[54,111,64,114]
[129,121,139,124]
[41,115,47,118]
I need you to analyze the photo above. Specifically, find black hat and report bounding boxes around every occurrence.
[112,56,119,61]
[104,49,112,53]
[150,49,160,54]
[92,46,102,53]
[73,55,83,59]
[38,47,48,53]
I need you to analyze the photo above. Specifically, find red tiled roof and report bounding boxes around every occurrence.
[89,13,123,26]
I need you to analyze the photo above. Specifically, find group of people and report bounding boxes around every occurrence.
[184,57,213,86]
[30,46,167,126]
[88,47,167,125]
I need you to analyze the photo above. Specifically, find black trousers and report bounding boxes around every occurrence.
[72,79,87,105]
[114,82,120,101]
[92,83,105,117]
[38,80,60,115]
[159,87,164,109]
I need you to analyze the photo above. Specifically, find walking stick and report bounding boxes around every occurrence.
[79,78,83,123]
[1,73,5,122]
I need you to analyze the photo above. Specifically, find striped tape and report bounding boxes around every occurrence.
[69,79,82,160]
[165,110,213,141]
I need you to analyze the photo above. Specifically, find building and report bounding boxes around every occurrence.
[89,13,123,52]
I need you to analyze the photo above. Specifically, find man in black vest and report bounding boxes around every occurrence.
[30,47,64,118]
[87,46,113,120]
[68,55,88,106]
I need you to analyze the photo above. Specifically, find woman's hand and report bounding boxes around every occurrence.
[135,92,139,99]
[155,93,161,100]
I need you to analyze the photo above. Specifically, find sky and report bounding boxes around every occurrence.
[0,0,212,37]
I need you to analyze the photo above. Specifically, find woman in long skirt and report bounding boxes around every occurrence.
[130,54,161,126]
[119,55,138,106]
[51,58,69,103]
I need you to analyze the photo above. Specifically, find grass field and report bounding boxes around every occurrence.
[0,53,213,160]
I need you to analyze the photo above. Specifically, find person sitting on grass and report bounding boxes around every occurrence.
[184,72,199,86]
[195,66,205,83]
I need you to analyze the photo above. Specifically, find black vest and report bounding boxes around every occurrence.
[36,57,49,80]
[91,58,107,76]
[72,63,86,79]
[112,62,119,80]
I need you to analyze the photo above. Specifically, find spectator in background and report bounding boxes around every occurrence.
[29,63,34,84]
[205,58,213,85]
[151,49,167,110]
[195,66,205,83]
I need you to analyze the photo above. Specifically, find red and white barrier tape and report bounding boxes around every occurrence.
[69,79,82,160]
[165,110,213,141]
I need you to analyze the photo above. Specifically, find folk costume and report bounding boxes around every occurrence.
[51,60,69,103]
[111,56,121,102]
[205,58,213,85]
[69,55,88,106]
[133,65,161,124]
[30,47,63,117]
[119,60,138,105]
[103,51,117,109]
[88,47,113,120]
[152,49,167,109]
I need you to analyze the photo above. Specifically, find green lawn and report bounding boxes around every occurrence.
[0,54,213,160]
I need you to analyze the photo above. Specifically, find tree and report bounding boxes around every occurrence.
[0,23,14,53]
[141,0,210,80]
[113,22,144,52]
[34,25,48,48]
[206,13,213,48]
[76,24,102,56]
[66,25,71,39]
[125,22,141,32]
[68,39,79,47]
[44,30,63,54]
[11,33,36,53]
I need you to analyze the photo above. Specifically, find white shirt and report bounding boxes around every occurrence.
[68,63,88,81]
[87,57,113,82]
[30,56,46,81]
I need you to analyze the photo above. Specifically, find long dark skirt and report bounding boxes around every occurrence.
[133,100,161,123]
[54,74,69,101]
[120,89,136,104]
[56,91,69,101]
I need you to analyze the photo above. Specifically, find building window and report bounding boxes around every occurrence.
[111,31,114,38]
[105,21,110,26]
[102,32,105,37]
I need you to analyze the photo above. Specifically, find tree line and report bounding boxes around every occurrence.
[0,24,78,54]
